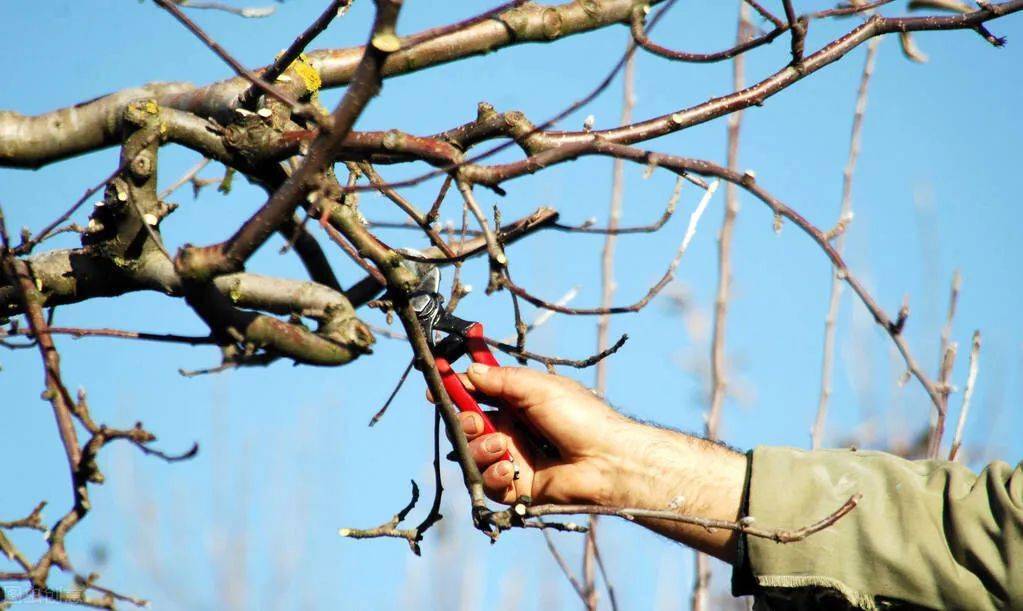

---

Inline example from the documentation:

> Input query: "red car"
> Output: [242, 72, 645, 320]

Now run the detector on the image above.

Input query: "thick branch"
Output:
[175, 0, 404, 279]
[0, 249, 374, 363]
[0, 0, 662, 169]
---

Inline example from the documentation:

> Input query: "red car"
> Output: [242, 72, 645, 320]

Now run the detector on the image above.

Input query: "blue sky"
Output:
[2, 1, 1021, 609]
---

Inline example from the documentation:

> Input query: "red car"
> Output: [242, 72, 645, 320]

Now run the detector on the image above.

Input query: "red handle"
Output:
[464, 322, 500, 367]
[435, 352, 513, 464]
[434, 322, 556, 473]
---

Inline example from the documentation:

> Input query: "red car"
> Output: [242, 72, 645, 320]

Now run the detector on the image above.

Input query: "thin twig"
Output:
[499, 287, 579, 343]
[812, 37, 881, 450]
[1, 215, 81, 476]
[948, 330, 981, 461]
[1, 326, 215, 345]
[369, 358, 414, 426]
[159, 157, 213, 199]
[367, 324, 629, 370]
[931, 339, 959, 458]
[504, 265, 528, 363]
[426, 175, 454, 224]
[485, 334, 629, 370]
[385, 207, 561, 265]
[591, 531, 619, 611]
[359, 162, 456, 257]
[486, 493, 863, 543]
[553, 177, 681, 234]
[631, 0, 785, 64]
[153, 0, 305, 110]
[0, 502, 47, 532]
[812, 0, 897, 18]
[176, 1, 276, 18]
[239, 0, 354, 106]
[502, 181, 719, 316]
[542, 528, 587, 601]
[595, 37, 636, 392]
[446, 199, 472, 312]
[414, 406, 445, 544]
[928, 270, 963, 457]
[939, 270, 963, 376]
[456, 179, 506, 293]
[782, 0, 807, 65]
[708, 1, 751, 447]
[697, 6, 751, 608]
[318, 202, 388, 286]
[0, 209, 166, 608]
[741, 0, 782, 24]
[338, 481, 423, 552]
[585, 34, 636, 611]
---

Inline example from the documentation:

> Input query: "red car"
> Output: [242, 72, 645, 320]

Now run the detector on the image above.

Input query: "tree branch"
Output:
[174, 0, 404, 280]
[0, 0, 664, 169]
[238, 0, 354, 107]
[812, 37, 881, 450]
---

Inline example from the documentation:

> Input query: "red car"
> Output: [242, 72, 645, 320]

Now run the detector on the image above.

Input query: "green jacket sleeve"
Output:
[732, 446, 1023, 610]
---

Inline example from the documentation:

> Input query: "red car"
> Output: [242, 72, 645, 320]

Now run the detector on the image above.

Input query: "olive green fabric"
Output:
[734, 447, 1023, 610]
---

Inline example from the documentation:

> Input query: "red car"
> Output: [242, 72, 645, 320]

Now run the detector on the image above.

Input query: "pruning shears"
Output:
[402, 250, 556, 480]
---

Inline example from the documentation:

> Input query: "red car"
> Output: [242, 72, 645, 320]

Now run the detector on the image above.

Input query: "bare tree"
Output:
[1, 0, 1018, 607]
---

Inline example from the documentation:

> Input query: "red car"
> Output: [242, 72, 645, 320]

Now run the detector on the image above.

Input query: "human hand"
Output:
[446, 364, 640, 506]
[437, 364, 747, 561]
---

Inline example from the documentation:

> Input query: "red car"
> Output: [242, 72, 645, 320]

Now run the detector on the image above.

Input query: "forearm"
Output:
[600, 423, 747, 561]
[449, 365, 748, 560]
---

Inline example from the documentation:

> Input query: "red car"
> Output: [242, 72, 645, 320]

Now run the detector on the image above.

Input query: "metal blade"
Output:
[396, 248, 443, 337]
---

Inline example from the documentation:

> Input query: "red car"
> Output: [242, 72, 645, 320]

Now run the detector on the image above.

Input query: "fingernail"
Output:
[484, 436, 504, 454]
[468, 363, 491, 376]
[461, 413, 481, 435]
[496, 462, 513, 478]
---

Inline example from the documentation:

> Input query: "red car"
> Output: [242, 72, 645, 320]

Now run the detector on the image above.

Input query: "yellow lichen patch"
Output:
[229, 281, 242, 304]
[144, 100, 159, 115]
[287, 54, 322, 95]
